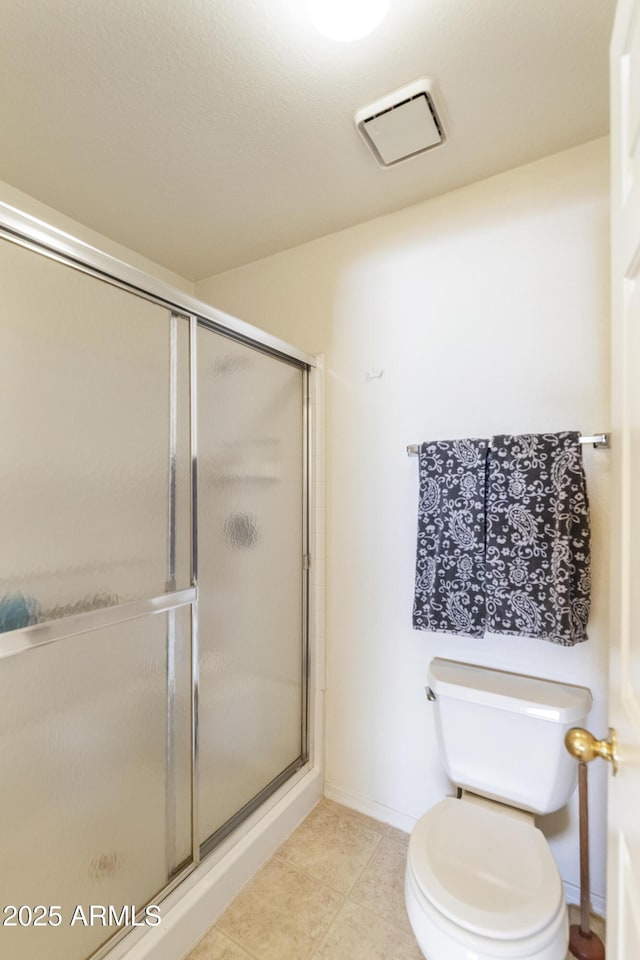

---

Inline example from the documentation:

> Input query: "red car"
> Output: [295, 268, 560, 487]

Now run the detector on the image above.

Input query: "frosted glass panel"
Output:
[0, 239, 190, 629]
[0, 608, 192, 960]
[197, 328, 305, 843]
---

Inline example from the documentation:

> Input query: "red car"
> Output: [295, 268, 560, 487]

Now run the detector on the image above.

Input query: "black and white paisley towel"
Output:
[485, 432, 591, 646]
[413, 439, 488, 637]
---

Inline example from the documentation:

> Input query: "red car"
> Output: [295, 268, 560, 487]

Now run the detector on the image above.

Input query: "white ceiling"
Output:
[0, 0, 614, 281]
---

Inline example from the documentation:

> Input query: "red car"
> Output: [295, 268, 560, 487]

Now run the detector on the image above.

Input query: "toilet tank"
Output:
[428, 658, 593, 815]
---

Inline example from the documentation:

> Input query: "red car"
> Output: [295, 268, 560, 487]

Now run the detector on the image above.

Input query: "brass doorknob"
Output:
[565, 727, 619, 776]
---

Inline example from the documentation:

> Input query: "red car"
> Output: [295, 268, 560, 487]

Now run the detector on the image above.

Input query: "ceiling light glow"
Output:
[307, 0, 391, 42]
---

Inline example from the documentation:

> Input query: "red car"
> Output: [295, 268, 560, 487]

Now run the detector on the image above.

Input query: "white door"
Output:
[609, 0, 640, 954]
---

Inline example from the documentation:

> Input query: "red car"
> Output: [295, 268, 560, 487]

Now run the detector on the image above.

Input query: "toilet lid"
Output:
[408, 798, 564, 940]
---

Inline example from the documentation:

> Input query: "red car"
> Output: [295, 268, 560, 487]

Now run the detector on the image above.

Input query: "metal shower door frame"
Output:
[0, 202, 314, 960]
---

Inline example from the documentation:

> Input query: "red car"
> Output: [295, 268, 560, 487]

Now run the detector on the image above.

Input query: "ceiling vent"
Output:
[355, 78, 445, 167]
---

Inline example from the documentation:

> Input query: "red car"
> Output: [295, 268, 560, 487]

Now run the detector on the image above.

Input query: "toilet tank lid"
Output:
[428, 658, 592, 723]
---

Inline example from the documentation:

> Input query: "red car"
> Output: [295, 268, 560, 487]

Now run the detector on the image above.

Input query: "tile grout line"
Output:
[347, 831, 410, 890]
[304, 882, 348, 960]
[307, 895, 352, 960]
[211, 925, 264, 960]
[271, 842, 383, 902]
[317, 804, 412, 907]
[345, 836, 420, 940]
[315, 896, 422, 957]
[342, 830, 385, 898]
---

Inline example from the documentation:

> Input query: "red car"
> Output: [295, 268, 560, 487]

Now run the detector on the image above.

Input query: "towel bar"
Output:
[406, 433, 610, 456]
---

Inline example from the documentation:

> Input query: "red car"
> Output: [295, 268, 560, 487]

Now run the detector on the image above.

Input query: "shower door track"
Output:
[199, 756, 306, 860]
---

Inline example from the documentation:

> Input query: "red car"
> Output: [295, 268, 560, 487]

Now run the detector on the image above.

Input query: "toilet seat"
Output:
[408, 797, 564, 941]
[405, 859, 568, 960]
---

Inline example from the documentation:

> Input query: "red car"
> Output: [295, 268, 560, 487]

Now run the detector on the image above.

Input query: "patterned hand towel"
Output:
[485, 432, 590, 646]
[413, 439, 488, 637]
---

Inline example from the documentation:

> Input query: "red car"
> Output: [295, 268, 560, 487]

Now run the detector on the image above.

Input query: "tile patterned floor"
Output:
[185, 798, 605, 960]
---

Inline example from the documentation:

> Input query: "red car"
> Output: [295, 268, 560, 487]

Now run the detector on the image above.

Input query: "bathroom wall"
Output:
[196, 137, 611, 910]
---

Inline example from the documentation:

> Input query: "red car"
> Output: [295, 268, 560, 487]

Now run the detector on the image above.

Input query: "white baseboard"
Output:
[563, 880, 606, 919]
[323, 781, 418, 834]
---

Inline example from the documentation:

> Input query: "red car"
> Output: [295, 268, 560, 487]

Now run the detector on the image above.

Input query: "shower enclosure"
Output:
[0, 207, 312, 960]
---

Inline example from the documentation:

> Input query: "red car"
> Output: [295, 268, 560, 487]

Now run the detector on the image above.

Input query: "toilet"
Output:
[405, 658, 592, 960]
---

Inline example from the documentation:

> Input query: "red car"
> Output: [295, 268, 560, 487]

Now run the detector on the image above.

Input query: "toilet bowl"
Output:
[405, 795, 568, 960]
[405, 659, 592, 960]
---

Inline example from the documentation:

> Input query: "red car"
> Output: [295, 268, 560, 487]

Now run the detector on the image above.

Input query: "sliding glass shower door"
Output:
[0, 239, 194, 960]
[196, 325, 307, 851]
[0, 225, 309, 960]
